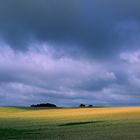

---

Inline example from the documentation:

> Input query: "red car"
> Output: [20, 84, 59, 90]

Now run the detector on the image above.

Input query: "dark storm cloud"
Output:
[0, 1, 140, 106]
[0, 0, 140, 57]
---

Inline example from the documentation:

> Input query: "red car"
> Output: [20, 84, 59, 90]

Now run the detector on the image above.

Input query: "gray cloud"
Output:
[0, 42, 116, 106]
[0, 42, 139, 106]
[0, 0, 140, 58]
[0, 1, 140, 106]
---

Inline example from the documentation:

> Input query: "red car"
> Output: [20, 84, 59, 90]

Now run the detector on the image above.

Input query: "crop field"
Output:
[0, 106, 140, 140]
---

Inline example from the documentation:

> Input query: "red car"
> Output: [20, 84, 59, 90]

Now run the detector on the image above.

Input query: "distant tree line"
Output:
[31, 103, 57, 108]
[30, 103, 93, 108]
[80, 104, 93, 107]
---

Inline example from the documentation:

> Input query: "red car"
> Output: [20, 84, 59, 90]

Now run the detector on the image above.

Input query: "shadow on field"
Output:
[59, 120, 104, 126]
[0, 128, 34, 139]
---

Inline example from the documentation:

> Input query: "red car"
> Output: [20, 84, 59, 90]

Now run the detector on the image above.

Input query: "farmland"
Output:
[0, 106, 140, 140]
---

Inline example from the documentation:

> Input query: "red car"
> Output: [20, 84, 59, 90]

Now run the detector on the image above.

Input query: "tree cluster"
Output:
[79, 104, 93, 107]
[31, 103, 57, 108]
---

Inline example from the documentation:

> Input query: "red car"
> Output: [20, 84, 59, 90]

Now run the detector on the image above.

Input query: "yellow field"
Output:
[0, 106, 140, 120]
[0, 106, 140, 140]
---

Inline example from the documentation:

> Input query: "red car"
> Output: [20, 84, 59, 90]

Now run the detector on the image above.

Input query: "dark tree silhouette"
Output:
[88, 105, 93, 107]
[31, 103, 57, 107]
[80, 104, 86, 107]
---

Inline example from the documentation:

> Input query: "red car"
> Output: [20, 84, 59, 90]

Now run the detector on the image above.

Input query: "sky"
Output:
[0, 0, 140, 107]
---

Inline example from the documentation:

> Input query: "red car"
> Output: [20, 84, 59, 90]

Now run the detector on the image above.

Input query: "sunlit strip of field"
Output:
[0, 106, 140, 126]
[0, 106, 140, 119]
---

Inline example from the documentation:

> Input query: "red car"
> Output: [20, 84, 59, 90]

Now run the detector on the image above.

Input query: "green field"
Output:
[0, 106, 140, 140]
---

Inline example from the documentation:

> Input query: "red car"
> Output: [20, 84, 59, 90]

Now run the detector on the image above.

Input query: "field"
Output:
[0, 106, 140, 140]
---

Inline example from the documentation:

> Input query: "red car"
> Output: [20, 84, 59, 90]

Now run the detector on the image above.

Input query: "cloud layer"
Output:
[0, 42, 139, 106]
[0, 1, 140, 106]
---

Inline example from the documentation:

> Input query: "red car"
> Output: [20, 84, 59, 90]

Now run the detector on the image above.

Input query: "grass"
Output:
[0, 106, 140, 140]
